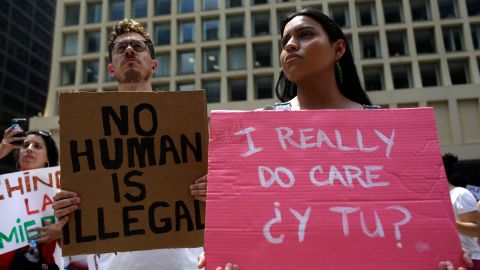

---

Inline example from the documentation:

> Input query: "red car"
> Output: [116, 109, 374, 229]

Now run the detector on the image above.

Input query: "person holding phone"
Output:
[0, 127, 64, 270]
[0, 119, 27, 159]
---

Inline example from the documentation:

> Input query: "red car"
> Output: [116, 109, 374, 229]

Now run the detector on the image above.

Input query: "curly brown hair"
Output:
[108, 18, 155, 62]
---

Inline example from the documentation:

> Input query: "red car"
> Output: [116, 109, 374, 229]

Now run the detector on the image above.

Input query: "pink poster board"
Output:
[205, 108, 463, 270]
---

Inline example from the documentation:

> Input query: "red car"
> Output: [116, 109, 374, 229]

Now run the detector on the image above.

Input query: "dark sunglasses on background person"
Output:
[27, 130, 52, 137]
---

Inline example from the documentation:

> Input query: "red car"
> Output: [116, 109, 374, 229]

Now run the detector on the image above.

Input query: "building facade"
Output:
[37, 0, 480, 178]
[0, 0, 56, 173]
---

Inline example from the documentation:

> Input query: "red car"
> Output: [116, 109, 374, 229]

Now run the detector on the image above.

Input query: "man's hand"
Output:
[190, 175, 207, 202]
[53, 190, 81, 219]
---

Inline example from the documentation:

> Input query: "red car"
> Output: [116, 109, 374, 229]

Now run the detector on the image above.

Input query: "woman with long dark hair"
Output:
[0, 128, 63, 270]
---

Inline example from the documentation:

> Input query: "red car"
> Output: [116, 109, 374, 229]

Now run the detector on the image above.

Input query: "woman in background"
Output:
[0, 127, 65, 270]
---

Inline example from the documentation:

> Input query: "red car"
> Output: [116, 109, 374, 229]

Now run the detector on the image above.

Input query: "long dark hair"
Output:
[25, 130, 59, 166]
[276, 8, 371, 105]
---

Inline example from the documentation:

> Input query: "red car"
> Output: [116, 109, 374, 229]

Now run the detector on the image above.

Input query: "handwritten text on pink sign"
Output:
[205, 109, 462, 270]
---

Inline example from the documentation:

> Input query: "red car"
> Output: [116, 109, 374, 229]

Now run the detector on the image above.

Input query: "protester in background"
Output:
[443, 153, 480, 270]
[52, 18, 229, 270]
[0, 127, 64, 270]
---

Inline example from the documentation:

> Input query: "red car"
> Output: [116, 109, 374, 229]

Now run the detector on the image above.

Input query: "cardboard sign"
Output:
[59, 91, 207, 256]
[205, 108, 463, 270]
[0, 167, 60, 255]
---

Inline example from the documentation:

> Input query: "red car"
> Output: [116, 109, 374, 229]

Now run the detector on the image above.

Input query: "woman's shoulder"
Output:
[363, 104, 381, 109]
[262, 102, 292, 111]
[262, 103, 381, 110]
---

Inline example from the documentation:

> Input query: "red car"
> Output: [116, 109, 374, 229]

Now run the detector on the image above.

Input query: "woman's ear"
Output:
[335, 39, 346, 60]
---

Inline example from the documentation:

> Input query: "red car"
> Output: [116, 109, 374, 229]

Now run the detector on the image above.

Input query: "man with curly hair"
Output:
[53, 19, 209, 270]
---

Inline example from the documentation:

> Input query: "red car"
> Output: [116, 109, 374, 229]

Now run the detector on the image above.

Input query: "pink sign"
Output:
[205, 108, 463, 270]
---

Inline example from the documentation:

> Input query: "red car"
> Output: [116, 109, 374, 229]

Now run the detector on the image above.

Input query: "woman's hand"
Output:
[28, 218, 68, 244]
[197, 252, 239, 270]
[438, 248, 472, 270]
[0, 127, 24, 159]
[190, 175, 207, 202]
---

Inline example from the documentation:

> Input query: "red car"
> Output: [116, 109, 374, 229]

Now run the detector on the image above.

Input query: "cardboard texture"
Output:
[0, 167, 60, 255]
[205, 108, 463, 270]
[59, 91, 207, 256]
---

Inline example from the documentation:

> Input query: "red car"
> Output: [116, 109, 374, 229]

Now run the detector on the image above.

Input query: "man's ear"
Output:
[107, 63, 115, 77]
[335, 39, 346, 61]
[151, 59, 158, 73]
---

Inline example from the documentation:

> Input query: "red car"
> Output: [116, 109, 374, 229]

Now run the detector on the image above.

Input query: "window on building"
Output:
[154, 23, 170, 45]
[132, 0, 147, 18]
[228, 15, 244, 38]
[253, 43, 272, 68]
[228, 0, 243, 7]
[252, 0, 268, 5]
[471, 25, 480, 49]
[178, 51, 195, 74]
[438, 0, 458, 18]
[360, 34, 380, 58]
[415, 29, 436, 53]
[63, 33, 78, 56]
[203, 0, 218, 10]
[87, 2, 102, 23]
[83, 60, 99, 83]
[179, 0, 194, 13]
[383, 0, 403, 23]
[363, 67, 384, 91]
[178, 82, 195, 91]
[203, 80, 221, 103]
[277, 10, 290, 33]
[85, 31, 100, 53]
[61, 62, 76, 86]
[467, 0, 480, 16]
[155, 53, 170, 77]
[478, 57, 480, 76]
[356, 2, 377, 26]
[178, 21, 195, 43]
[155, 0, 171, 15]
[255, 75, 273, 99]
[419, 62, 441, 87]
[152, 83, 172, 92]
[104, 58, 116, 82]
[228, 46, 246, 70]
[203, 18, 219, 41]
[443, 26, 464, 52]
[252, 13, 270, 36]
[387, 31, 408, 56]
[391, 64, 412, 89]
[410, 0, 431, 21]
[229, 78, 247, 101]
[330, 4, 350, 28]
[110, 0, 124, 21]
[203, 48, 220, 72]
[153, 83, 169, 91]
[65, 4, 80, 26]
[448, 59, 470, 84]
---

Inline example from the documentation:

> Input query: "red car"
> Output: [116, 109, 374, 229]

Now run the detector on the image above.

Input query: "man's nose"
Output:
[124, 44, 136, 55]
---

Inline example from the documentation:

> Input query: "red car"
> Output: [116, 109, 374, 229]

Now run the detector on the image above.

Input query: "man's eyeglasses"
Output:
[111, 40, 150, 55]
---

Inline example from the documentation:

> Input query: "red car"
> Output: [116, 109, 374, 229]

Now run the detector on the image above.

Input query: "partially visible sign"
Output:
[205, 108, 463, 269]
[59, 91, 208, 256]
[0, 166, 60, 255]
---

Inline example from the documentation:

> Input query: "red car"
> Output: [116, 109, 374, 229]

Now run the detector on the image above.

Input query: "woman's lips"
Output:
[284, 54, 302, 64]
